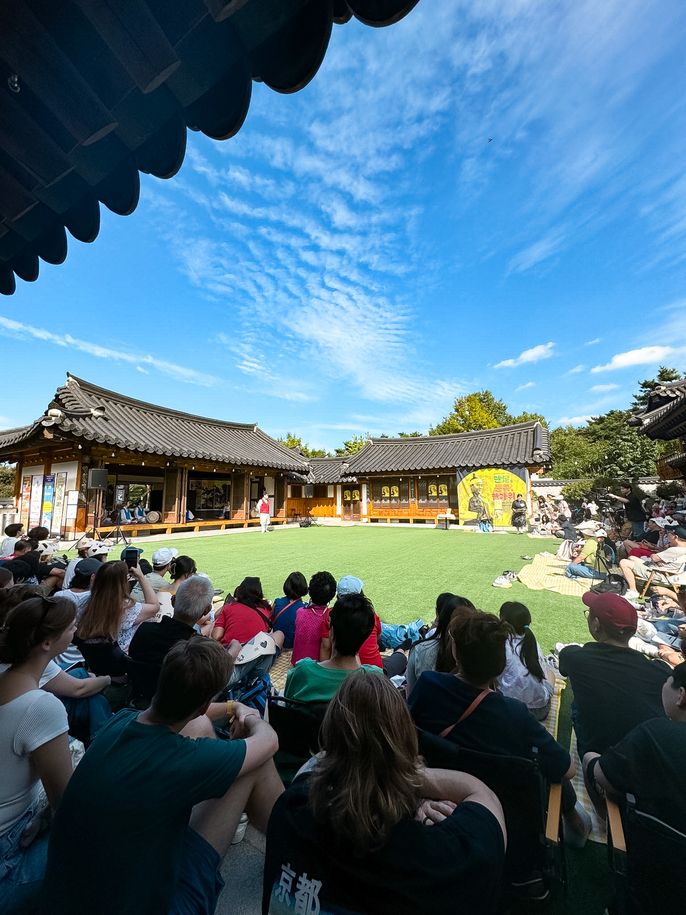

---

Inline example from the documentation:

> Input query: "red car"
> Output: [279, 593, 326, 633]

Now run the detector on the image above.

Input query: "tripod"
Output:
[70, 511, 129, 552]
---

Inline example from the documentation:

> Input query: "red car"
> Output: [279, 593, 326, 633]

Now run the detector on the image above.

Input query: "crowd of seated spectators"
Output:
[0, 518, 683, 914]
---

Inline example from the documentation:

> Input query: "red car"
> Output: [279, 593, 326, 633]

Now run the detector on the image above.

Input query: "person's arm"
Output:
[211, 606, 227, 642]
[129, 567, 159, 620]
[31, 732, 73, 810]
[418, 766, 506, 846]
[43, 669, 111, 699]
[230, 702, 279, 774]
[319, 636, 332, 661]
[608, 493, 628, 504]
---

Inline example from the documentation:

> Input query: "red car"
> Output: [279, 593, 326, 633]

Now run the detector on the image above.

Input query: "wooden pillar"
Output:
[243, 472, 251, 519]
[179, 467, 188, 522]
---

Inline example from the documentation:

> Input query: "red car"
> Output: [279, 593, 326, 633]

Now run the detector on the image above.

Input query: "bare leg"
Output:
[189, 758, 284, 858]
[619, 559, 637, 591]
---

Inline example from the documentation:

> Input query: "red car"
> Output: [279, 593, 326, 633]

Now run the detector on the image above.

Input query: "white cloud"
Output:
[590, 345, 680, 373]
[495, 342, 555, 369]
[590, 383, 619, 392]
[0, 316, 219, 387]
[557, 415, 593, 425]
[508, 231, 566, 273]
[585, 338, 602, 346]
[515, 381, 536, 391]
[567, 364, 586, 375]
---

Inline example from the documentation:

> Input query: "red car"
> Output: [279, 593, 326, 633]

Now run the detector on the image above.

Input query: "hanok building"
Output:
[632, 380, 686, 480]
[0, 375, 308, 537]
[290, 422, 550, 525]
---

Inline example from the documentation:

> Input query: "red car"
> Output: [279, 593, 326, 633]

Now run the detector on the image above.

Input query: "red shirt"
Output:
[215, 600, 270, 645]
[259, 499, 270, 514]
[321, 610, 383, 669]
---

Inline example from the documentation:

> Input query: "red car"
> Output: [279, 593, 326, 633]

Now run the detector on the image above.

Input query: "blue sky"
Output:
[2, 0, 686, 450]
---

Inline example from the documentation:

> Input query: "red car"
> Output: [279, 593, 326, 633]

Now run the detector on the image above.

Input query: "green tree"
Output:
[632, 366, 684, 411]
[585, 410, 661, 483]
[397, 431, 423, 437]
[335, 434, 370, 456]
[510, 411, 548, 427]
[549, 426, 604, 479]
[561, 479, 594, 503]
[0, 464, 16, 499]
[276, 433, 328, 458]
[430, 391, 512, 435]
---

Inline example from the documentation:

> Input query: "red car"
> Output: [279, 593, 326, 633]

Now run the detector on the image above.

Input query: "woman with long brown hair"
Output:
[264, 672, 505, 915]
[77, 561, 158, 653]
[406, 592, 475, 692]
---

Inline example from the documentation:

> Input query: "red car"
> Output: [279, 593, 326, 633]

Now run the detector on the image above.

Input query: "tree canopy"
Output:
[276, 433, 329, 458]
[631, 366, 684, 411]
[0, 464, 15, 500]
[430, 391, 548, 435]
[334, 433, 370, 456]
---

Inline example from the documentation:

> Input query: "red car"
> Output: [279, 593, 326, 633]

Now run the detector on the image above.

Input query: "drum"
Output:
[145, 510, 161, 523]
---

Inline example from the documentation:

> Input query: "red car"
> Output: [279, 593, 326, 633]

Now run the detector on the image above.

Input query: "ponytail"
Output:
[0, 596, 75, 665]
[499, 601, 544, 681]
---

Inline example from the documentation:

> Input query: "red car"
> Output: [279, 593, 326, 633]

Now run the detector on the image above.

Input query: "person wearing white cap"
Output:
[565, 528, 608, 581]
[62, 538, 97, 589]
[131, 547, 177, 602]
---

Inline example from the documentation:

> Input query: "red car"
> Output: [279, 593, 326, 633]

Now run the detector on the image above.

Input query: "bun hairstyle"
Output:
[449, 611, 510, 684]
[170, 555, 197, 582]
[499, 601, 545, 681]
[0, 596, 75, 665]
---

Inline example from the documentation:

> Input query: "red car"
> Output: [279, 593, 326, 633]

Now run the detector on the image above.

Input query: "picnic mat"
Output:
[270, 649, 292, 692]
[517, 552, 592, 598]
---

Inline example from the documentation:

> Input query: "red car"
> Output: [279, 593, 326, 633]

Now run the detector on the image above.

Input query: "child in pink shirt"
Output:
[291, 571, 336, 665]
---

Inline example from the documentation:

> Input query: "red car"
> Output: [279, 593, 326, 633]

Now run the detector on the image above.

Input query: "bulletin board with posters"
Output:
[457, 468, 529, 528]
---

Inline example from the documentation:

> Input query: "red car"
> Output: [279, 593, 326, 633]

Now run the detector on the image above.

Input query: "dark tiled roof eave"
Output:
[0, 375, 308, 471]
[345, 422, 550, 474]
[0, 0, 419, 295]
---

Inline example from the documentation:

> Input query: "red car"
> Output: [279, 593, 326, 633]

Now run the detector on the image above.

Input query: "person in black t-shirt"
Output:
[608, 483, 647, 539]
[583, 661, 686, 830]
[264, 672, 506, 915]
[129, 575, 215, 702]
[559, 592, 671, 760]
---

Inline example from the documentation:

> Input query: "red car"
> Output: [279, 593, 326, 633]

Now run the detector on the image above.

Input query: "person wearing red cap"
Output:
[558, 592, 671, 759]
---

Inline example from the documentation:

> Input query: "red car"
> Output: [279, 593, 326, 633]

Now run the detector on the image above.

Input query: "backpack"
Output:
[221, 673, 272, 718]
[590, 573, 628, 596]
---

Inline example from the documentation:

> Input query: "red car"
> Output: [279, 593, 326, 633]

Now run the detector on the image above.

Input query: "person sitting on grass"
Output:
[558, 592, 671, 762]
[130, 546, 177, 601]
[616, 517, 666, 561]
[409, 611, 591, 849]
[160, 554, 197, 597]
[264, 672, 506, 915]
[271, 571, 308, 650]
[583, 661, 686, 831]
[212, 576, 279, 648]
[320, 576, 408, 678]
[41, 637, 284, 915]
[565, 526, 608, 580]
[291, 571, 337, 665]
[618, 525, 686, 599]
[498, 601, 555, 720]
[284, 593, 383, 703]
[406, 593, 475, 693]
[0, 522, 24, 558]
[0, 597, 75, 912]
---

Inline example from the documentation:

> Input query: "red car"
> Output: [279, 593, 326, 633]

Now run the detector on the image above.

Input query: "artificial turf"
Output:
[112, 525, 590, 653]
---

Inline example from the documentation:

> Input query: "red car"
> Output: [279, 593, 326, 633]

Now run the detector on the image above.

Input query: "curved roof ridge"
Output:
[367, 420, 542, 444]
[64, 375, 257, 430]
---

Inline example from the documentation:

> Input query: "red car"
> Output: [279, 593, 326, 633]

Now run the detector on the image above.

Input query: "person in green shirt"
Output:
[565, 528, 608, 580]
[41, 637, 283, 915]
[285, 593, 384, 703]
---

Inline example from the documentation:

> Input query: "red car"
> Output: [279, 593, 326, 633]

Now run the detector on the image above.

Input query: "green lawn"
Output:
[116, 526, 589, 653]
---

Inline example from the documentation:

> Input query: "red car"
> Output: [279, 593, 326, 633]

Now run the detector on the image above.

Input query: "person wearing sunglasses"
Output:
[0, 596, 76, 911]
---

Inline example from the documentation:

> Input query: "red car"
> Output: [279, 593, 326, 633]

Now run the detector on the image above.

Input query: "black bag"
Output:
[590, 573, 628, 596]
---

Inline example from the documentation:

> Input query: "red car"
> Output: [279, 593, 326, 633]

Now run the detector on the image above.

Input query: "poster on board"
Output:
[28, 475, 44, 529]
[40, 475, 55, 530]
[19, 476, 31, 529]
[65, 490, 79, 522]
[457, 468, 529, 528]
[51, 473, 68, 536]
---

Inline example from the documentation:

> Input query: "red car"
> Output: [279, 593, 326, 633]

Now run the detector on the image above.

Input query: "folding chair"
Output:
[606, 795, 686, 914]
[639, 563, 686, 600]
[267, 695, 328, 785]
[417, 728, 565, 909]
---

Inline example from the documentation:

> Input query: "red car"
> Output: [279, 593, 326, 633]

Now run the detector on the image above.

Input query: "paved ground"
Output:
[216, 826, 265, 915]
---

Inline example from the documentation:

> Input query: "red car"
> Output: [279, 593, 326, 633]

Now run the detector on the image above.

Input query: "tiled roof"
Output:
[344, 422, 549, 474]
[0, 0, 419, 295]
[0, 375, 308, 471]
[633, 381, 686, 440]
[309, 457, 351, 484]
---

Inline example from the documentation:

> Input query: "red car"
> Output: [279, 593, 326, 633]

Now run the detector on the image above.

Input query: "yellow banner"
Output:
[458, 469, 527, 528]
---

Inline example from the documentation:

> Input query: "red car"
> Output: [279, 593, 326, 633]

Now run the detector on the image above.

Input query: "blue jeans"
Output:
[565, 563, 607, 580]
[0, 807, 49, 914]
[631, 521, 646, 539]
[59, 668, 112, 743]
[479, 521, 492, 533]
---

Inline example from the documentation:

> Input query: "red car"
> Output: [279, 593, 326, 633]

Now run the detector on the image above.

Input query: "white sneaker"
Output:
[624, 589, 639, 599]
[231, 812, 249, 845]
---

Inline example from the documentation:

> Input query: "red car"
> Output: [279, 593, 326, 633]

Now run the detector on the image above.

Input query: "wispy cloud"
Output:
[508, 231, 566, 274]
[590, 383, 619, 392]
[567, 364, 586, 375]
[591, 345, 682, 373]
[515, 381, 536, 391]
[495, 342, 555, 369]
[585, 338, 602, 346]
[0, 316, 219, 387]
[557, 415, 593, 425]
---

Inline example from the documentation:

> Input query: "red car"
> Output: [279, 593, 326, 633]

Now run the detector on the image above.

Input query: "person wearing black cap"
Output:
[559, 592, 671, 759]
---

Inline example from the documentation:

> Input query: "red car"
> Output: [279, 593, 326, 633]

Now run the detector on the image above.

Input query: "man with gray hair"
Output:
[129, 574, 216, 674]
